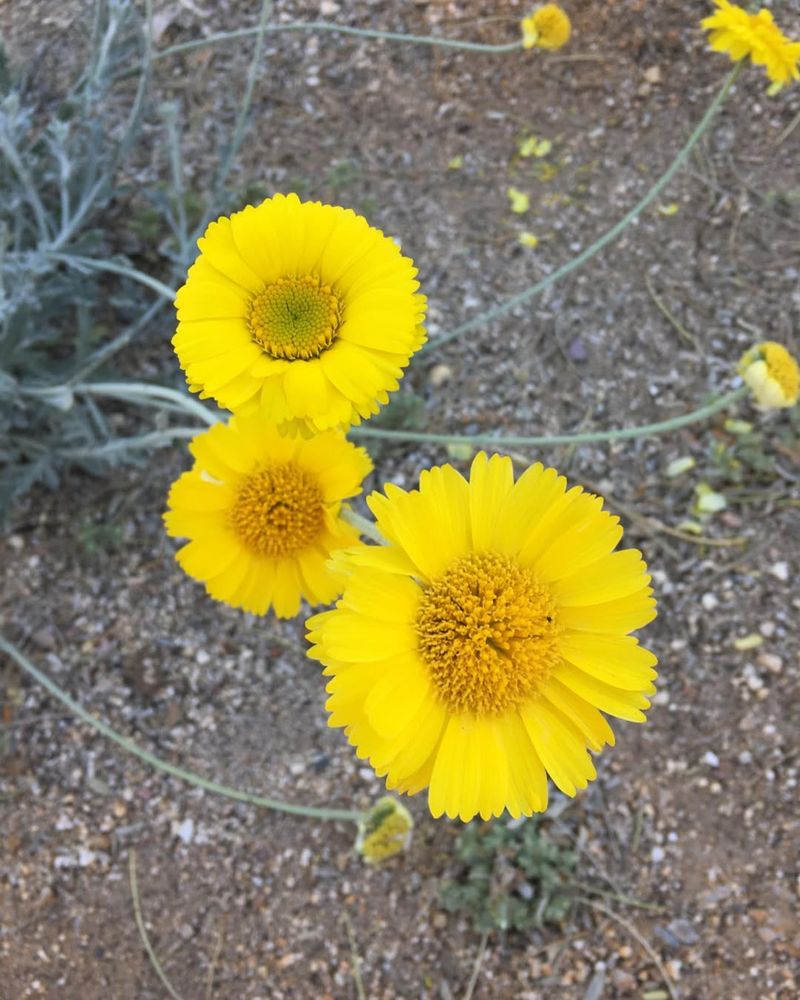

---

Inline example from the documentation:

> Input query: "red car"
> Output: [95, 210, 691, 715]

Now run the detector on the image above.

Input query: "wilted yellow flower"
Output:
[164, 415, 372, 617]
[521, 4, 572, 52]
[308, 453, 657, 822]
[702, 2, 800, 89]
[173, 193, 427, 436]
[355, 797, 413, 863]
[738, 341, 799, 409]
[507, 187, 530, 214]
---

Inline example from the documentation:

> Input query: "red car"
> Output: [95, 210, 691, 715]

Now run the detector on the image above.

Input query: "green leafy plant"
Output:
[440, 817, 577, 932]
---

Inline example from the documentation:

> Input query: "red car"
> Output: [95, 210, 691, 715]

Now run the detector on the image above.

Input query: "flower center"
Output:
[229, 462, 324, 556]
[416, 552, 562, 716]
[248, 275, 342, 360]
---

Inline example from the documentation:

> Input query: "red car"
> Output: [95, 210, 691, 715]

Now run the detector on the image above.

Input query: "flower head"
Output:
[521, 4, 572, 52]
[738, 341, 799, 409]
[173, 193, 427, 435]
[165, 416, 372, 618]
[307, 454, 657, 822]
[355, 797, 413, 863]
[702, 2, 800, 88]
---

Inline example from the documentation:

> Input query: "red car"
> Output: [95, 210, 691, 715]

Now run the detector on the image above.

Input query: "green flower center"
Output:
[248, 275, 342, 361]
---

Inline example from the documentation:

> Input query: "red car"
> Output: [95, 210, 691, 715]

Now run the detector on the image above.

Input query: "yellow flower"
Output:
[164, 416, 372, 618]
[702, 1, 800, 88]
[355, 797, 413, 863]
[738, 341, 799, 409]
[518, 231, 539, 249]
[521, 4, 572, 52]
[307, 454, 657, 822]
[173, 193, 427, 435]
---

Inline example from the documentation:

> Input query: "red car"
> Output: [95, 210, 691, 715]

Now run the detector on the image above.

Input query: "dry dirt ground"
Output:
[1, 1, 799, 998]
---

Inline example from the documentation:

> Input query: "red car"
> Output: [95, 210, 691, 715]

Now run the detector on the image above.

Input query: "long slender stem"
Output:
[211, 0, 272, 209]
[59, 427, 198, 460]
[341, 507, 385, 545]
[350, 387, 748, 450]
[423, 66, 741, 354]
[72, 381, 218, 425]
[47, 252, 177, 301]
[0, 634, 361, 823]
[153, 21, 522, 64]
[129, 851, 185, 1000]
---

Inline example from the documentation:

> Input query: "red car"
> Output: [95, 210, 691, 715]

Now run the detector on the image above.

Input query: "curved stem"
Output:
[350, 387, 748, 450]
[47, 252, 177, 302]
[59, 427, 198, 461]
[211, 0, 272, 208]
[20, 381, 218, 427]
[341, 507, 385, 545]
[153, 21, 522, 63]
[423, 66, 741, 354]
[72, 381, 218, 425]
[0, 634, 360, 823]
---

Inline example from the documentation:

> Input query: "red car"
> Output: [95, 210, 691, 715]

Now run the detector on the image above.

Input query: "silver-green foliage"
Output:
[0, 0, 158, 516]
[440, 817, 577, 933]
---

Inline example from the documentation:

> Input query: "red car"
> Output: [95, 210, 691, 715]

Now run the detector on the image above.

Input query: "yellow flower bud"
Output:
[738, 341, 799, 410]
[355, 797, 413, 864]
[521, 4, 572, 52]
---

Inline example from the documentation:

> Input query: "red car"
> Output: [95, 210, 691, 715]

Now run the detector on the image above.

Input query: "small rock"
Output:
[175, 818, 194, 844]
[610, 969, 636, 993]
[429, 363, 453, 387]
[702, 751, 720, 768]
[769, 561, 789, 582]
[756, 652, 782, 674]
[644, 66, 662, 84]
[651, 846, 666, 863]
[701, 593, 718, 611]
[32, 628, 56, 651]
[667, 919, 699, 946]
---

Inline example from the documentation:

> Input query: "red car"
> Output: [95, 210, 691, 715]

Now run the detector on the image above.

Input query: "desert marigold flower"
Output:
[521, 4, 572, 52]
[164, 415, 372, 618]
[173, 193, 427, 435]
[307, 453, 657, 822]
[738, 341, 799, 409]
[702, 1, 800, 89]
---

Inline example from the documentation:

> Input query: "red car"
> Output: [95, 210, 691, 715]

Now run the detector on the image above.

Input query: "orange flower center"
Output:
[229, 462, 323, 556]
[248, 275, 342, 360]
[416, 552, 562, 716]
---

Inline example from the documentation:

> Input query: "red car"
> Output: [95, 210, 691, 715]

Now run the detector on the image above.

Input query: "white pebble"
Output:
[702, 751, 720, 768]
[769, 561, 789, 582]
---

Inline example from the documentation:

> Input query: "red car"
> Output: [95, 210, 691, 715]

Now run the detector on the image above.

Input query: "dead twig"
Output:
[644, 272, 699, 349]
[341, 912, 367, 1000]
[463, 929, 490, 1000]
[583, 899, 680, 1000]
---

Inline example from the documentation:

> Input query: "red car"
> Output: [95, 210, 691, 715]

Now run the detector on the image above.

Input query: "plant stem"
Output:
[341, 507, 385, 545]
[350, 386, 749, 450]
[153, 21, 522, 64]
[210, 0, 272, 211]
[47, 252, 177, 301]
[423, 66, 741, 354]
[72, 381, 218, 425]
[0, 634, 361, 823]
[129, 850, 185, 1000]
[59, 427, 198, 461]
